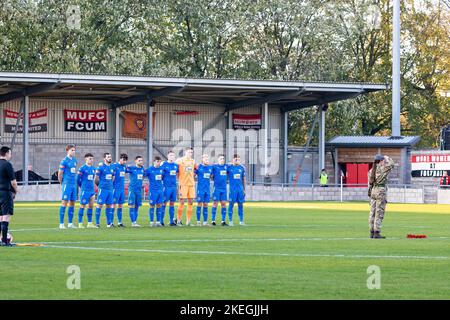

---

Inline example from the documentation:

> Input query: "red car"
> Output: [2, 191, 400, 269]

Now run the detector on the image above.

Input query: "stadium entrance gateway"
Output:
[0, 71, 388, 186]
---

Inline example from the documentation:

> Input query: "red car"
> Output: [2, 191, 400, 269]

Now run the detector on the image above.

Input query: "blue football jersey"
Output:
[161, 161, 179, 188]
[127, 165, 146, 192]
[145, 166, 164, 191]
[212, 164, 228, 190]
[227, 164, 246, 192]
[78, 164, 96, 191]
[95, 162, 115, 190]
[113, 162, 126, 189]
[59, 156, 77, 185]
[195, 164, 213, 192]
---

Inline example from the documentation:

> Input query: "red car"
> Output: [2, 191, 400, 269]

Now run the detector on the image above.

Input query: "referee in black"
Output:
[0, 146, 18, 246]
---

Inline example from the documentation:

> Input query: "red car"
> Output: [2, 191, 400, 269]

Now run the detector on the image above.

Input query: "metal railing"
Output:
[15, 179, 444, 204]
[246, 181, 440, 203]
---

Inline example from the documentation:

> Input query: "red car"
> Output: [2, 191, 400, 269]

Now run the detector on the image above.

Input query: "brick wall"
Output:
[14, 184, 427, 203]
[335, 147, 403, 184]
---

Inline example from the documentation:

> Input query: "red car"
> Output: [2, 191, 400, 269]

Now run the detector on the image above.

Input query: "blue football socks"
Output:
[78, 207, 84, 224]
[59, 206, 66, 224]
[68, 206, 74, 224]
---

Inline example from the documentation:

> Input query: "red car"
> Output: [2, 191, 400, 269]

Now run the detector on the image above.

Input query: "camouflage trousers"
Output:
[369, 187, 387, 232]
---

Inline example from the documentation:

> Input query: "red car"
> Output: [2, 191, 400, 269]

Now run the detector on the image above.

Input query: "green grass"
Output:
[1, 201, 449, 299]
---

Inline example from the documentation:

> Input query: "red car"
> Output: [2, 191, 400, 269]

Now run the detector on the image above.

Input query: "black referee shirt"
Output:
[0, 159, 15, 192]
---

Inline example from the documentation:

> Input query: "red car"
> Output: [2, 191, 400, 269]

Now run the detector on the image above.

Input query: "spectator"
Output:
[320, 169, 328, 187]
[440, 171, 450, 188]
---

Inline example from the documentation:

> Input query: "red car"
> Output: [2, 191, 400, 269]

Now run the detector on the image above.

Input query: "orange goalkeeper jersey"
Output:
[176, 157, 195, 186]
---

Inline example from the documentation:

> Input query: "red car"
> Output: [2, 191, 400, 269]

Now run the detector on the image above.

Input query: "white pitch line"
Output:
[9, 225, 446, 232]
[40, 237, 381, 245]
[42, 245, 449, 260]
[10, 227, 60, 232]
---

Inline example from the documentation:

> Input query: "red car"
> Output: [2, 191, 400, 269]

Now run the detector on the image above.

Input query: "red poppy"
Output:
[407, 234, 427, 239]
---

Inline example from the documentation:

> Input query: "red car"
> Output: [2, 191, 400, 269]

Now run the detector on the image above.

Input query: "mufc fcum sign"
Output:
[64, 109, 107, 132]
[4, 108, 48, 133]
[411, 154, 450, 177]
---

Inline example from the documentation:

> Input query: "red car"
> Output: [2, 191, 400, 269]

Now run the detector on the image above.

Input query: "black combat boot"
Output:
[373, 231, 386, 239]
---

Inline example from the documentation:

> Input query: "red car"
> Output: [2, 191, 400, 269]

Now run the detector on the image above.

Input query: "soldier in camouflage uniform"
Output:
[367, 154, 395, 239]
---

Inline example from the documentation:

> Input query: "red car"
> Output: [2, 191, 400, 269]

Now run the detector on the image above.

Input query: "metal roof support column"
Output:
[114, 108, 120, 161]
[282, 110, 288, 183]
[263, 102, 269, 177]
[146, 97, 154, 166]
[318, 104, 326, 181]
[334, 148, 339, 185]
[226, 110, 233, 161]
[22, 96, 29, 185]
[392, 0, 401, 136]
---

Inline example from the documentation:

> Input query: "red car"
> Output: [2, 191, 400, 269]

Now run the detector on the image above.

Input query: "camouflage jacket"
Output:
[368, 157, 395, 188]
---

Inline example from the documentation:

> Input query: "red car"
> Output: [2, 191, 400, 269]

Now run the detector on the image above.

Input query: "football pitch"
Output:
[1, 201, 449, 300]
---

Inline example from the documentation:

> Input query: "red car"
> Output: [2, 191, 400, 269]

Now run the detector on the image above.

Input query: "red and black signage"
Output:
[174, 110, 199, 116]
[4, 108, 48, 133]
[232, 114, 262, 130]
[411, 154, 450, 177]
[64, 109, 107, 132]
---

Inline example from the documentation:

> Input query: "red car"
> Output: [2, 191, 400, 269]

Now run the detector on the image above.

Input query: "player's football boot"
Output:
[78, 223, 85, 229]
[59, 224, 66, 229]
[118, 223, 125, 228]
[131, 223, 141, 227]
[197, 221, 202, 226]
[67, 223, 77, 229]
[370, 230, 374, 238]
[228, 221, 234, 226]
[1, 242, 16, 247]
[239, 222, 246, 226]
[221, 221, 228, 226]
[211, 221, 216, 226]
[177, 220, 183, 226]
[203, 221, 209, 226]
[373, 231, 386, 239]
[87, 223, 97, 228]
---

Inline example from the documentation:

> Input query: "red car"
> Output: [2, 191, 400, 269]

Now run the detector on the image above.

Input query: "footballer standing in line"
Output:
[227, 154, 247, 226]
[94, 153, 115, 228]
[146, 156, 165, 227]
[194, 154, 213, 226]
[211, 154, 228, 226]
[77, 153, 97, 228]
[112, 153, 128, 227]
[58, 144, 77, 229]
[127, 156, 146, 227]
[160, 151, 179, 226]
[175, 147, 196, 226]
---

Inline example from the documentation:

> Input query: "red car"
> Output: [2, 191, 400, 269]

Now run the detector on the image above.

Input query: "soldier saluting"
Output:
[368, 154, 395, 239]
